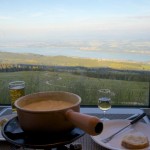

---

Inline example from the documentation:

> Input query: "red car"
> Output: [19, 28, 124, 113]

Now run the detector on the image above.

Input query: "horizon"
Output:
[0, 0, 150, 62]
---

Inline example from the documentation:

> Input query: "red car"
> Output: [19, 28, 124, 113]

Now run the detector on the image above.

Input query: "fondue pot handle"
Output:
[65, 109, 103, 136]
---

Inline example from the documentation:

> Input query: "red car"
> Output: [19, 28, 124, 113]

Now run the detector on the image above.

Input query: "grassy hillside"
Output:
[0, 52, 150, 71]
[0, 52, 149, 107]
[0, 71, 149, 106]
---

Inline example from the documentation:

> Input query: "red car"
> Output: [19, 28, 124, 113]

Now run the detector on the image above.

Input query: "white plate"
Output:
[91, 119, 150, 150]
[0, 114, 16, 141]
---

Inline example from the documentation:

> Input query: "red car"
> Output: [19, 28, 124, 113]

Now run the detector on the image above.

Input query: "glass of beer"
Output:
[9, 81, 25, 112]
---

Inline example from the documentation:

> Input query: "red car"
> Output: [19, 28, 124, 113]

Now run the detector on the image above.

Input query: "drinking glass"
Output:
[98, 89, 114, 121]
[9, 81, 25, 112]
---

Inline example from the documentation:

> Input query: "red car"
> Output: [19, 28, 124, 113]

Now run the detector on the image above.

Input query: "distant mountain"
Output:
[0, 52, 150, 71]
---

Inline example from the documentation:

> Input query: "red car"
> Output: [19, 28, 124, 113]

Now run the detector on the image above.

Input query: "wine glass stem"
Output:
[103, 110, 106, 118]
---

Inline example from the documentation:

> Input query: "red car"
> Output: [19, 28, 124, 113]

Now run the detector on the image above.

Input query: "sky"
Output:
[0, 0, 150, 41]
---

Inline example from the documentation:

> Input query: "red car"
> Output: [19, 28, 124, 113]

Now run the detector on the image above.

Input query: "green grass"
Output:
[0, 71, 149, 106]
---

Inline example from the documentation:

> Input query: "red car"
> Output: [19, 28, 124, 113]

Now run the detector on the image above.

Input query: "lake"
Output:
[0, 47, 150, 63]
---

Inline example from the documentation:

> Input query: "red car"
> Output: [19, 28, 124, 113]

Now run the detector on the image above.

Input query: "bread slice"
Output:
[121, 133, 149, 149]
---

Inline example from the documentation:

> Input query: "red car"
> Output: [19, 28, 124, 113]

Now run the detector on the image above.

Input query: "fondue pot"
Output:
[14, 91, 103, 136]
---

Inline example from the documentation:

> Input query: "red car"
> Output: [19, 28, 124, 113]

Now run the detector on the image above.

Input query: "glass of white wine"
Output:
[98, 89, 113, 121]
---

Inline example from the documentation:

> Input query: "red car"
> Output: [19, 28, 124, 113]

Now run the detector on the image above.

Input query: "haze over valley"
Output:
[0, 39, 150, 63]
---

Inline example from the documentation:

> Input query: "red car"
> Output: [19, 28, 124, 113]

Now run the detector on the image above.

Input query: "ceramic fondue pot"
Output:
[15, 91, 103, 136]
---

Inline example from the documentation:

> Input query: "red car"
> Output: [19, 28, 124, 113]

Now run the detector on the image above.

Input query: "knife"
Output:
[130, 112, 146, 124]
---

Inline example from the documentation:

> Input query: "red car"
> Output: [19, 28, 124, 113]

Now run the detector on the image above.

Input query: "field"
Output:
[1, 52, 150, 71]
[0, 71, 149, 107]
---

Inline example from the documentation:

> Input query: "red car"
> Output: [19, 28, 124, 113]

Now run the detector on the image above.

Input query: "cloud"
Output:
[0, 16, 12, 20]
[129, 15, 150, 20]
[31, 12, 44, 17]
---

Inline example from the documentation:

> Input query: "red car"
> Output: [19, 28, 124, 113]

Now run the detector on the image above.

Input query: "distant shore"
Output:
[0, 51, 150, 71]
